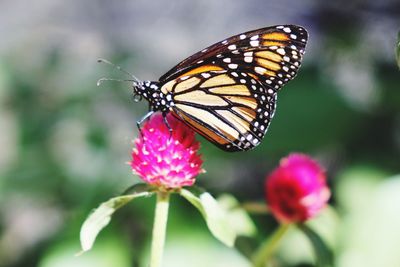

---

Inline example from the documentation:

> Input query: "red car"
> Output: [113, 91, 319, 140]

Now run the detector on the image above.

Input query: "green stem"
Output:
[149, 191, 170, 267]
[252, 224, 290, 267]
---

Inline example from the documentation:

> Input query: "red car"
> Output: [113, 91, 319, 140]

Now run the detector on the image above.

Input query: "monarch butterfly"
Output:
[99, 25, 308, 152]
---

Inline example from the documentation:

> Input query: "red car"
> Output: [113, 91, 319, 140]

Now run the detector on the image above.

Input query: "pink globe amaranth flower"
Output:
[130, 113, 204, 189]
[265, 153, 331, 223]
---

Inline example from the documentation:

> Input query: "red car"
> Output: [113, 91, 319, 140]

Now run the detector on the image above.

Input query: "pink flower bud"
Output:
[265, 153, 330, 223]
[130, 113, 204, 189]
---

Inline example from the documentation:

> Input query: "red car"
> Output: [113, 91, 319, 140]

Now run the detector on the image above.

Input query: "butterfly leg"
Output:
[162, 112, 173, 139]
[136, 110, 154, 134]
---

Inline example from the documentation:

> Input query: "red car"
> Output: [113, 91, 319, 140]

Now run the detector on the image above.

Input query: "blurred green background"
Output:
[1, 1, 400, 267]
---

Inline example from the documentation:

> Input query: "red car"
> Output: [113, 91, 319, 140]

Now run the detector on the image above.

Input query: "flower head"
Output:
[265, 153, 330, 223]
[130, 113, 203, 189]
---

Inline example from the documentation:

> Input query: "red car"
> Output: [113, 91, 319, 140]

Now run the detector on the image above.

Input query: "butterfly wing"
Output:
[159, 25, 308, 151]
[161, 70, 275, 151]
[160, 25, 307, 85]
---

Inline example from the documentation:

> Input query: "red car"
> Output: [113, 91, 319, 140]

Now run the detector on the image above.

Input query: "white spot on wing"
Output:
[250, 35, 259, 40]
[250, 40, 259, 47]
[244, 56, 253, 63]
[228, 64, 238, 69]
[277, 48, 286, 55]
[283, 27, 291, 33]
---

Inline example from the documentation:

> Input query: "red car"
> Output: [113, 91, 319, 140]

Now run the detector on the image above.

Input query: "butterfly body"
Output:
[134, 81, 172, 113]
[131, 25, 308, 152]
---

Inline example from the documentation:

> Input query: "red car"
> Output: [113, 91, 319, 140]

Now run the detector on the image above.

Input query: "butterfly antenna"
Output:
[97, 58, 141, 82]
[96, 77, 136, 86]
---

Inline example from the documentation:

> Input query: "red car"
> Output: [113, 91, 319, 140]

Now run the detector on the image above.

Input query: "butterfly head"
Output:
[133, 81, 172, 112]
[96, 58, 173, 112]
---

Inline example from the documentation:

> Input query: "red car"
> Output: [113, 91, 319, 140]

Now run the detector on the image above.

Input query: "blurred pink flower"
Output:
[130, 113, 203, 189]
[265, 153, 330, 223]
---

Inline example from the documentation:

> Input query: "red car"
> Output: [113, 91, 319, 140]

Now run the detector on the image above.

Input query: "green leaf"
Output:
[217, 194, 257, 237]
[79, 184, 153, 253]
[397, 31, 400, 69]
[180, 188, 236, 247]
[122, 183, 154, 195]
[299, 224, 334, 267]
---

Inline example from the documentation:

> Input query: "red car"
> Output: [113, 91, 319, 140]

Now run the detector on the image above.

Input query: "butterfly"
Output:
[99, 25, 308, 152]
